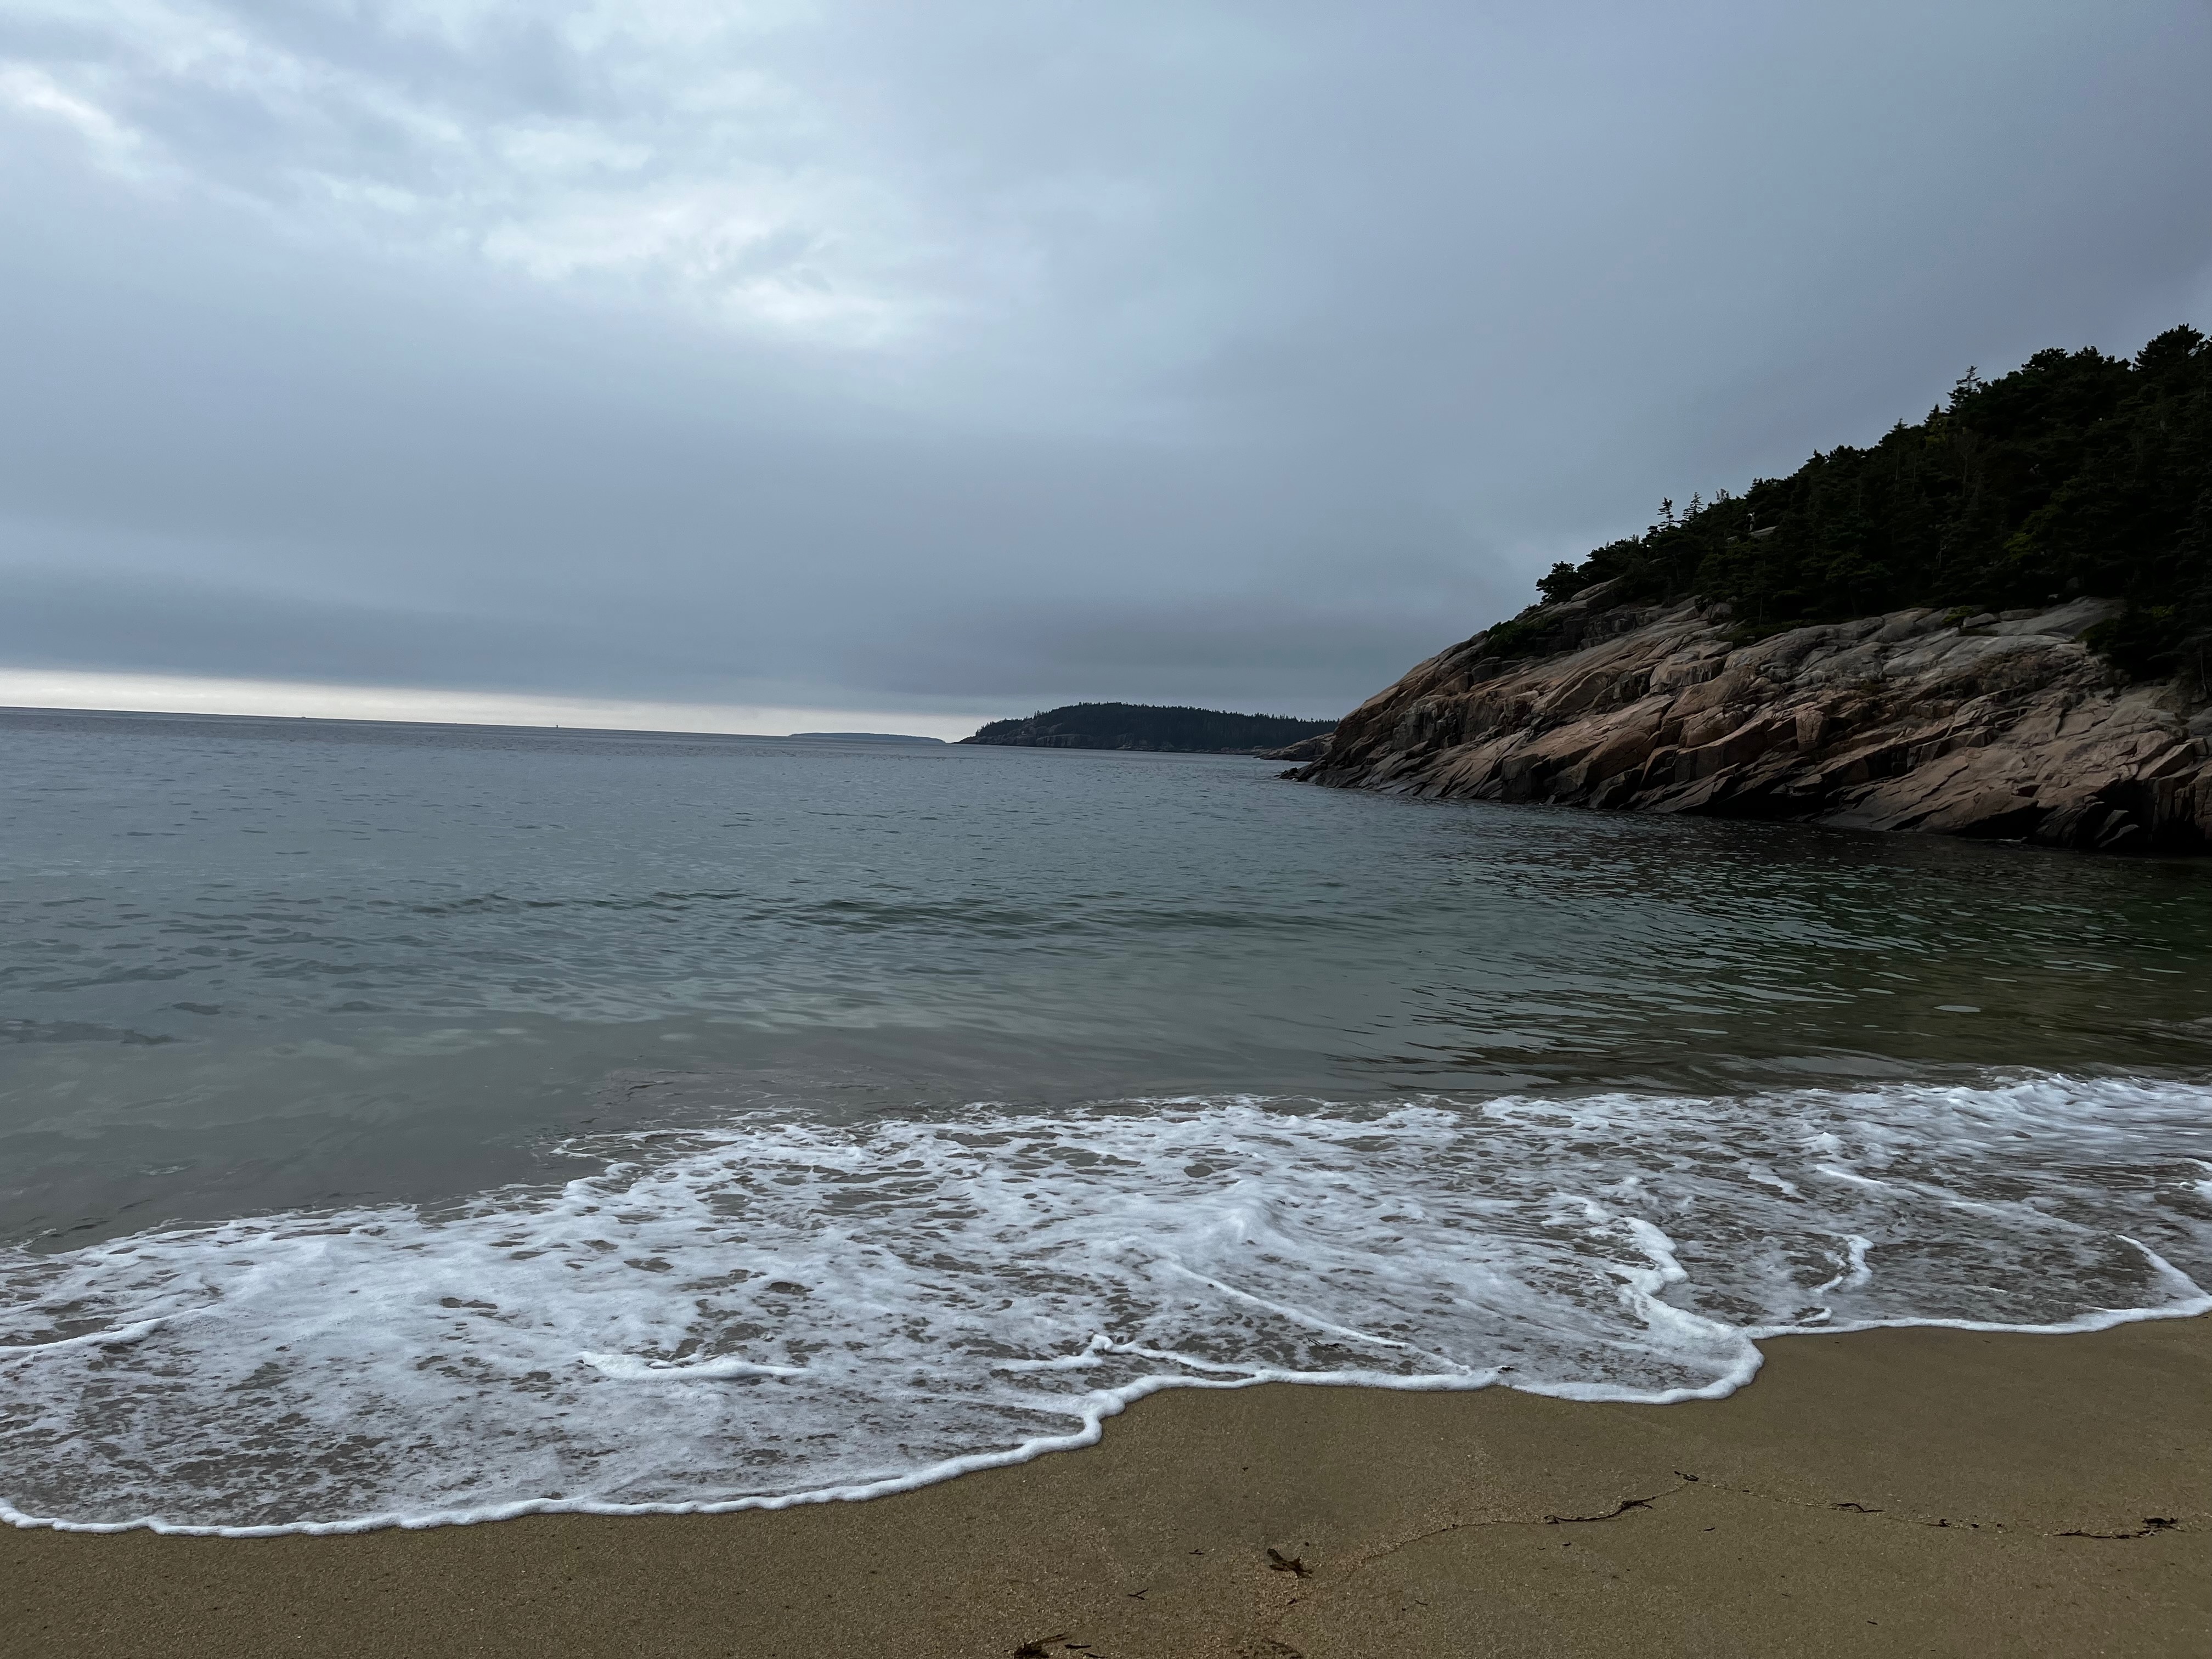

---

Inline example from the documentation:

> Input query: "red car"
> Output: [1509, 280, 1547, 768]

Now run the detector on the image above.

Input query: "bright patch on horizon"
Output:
[0, 668, 986, 742]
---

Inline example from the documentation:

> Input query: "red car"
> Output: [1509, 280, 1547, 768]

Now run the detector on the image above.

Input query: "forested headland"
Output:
[962, 703, 1336, 753]
[1525, 325, 2209, 685]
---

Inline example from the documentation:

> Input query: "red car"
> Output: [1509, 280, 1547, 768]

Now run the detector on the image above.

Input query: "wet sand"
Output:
[4, 1316, 2207, 1658]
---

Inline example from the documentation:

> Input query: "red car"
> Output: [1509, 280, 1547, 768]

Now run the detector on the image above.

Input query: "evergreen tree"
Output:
[1525, 326, 2210, 686]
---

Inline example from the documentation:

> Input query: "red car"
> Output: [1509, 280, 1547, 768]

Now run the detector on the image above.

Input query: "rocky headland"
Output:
[1289, 326, 2210, 854]
[1288, 585, 2211, 854]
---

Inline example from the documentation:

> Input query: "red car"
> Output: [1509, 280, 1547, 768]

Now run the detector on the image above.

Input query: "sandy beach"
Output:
[4, 1314, 2205, 1658]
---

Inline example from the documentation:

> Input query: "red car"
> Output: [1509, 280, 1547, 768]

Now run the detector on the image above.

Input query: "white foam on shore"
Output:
[3, 1076, 2209, 1535]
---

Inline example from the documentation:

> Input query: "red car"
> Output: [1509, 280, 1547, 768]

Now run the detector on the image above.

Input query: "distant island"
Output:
[787, 732, 948, 744]
[961, 702, 1338, 754]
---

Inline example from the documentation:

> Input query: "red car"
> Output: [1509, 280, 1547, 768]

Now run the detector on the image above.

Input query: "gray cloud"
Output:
[2, 1, 2208, 724]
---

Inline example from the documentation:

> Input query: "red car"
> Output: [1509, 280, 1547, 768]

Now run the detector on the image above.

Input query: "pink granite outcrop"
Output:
[1290, 585, 2212, 854]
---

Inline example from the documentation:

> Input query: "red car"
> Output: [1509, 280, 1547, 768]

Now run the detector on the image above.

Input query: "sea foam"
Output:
[3, 1076, 2208, 1534]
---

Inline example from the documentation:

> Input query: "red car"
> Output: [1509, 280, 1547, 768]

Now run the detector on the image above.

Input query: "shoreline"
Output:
[10, 1298, 2208, 1541]
[4, 1317, 2205, 1657]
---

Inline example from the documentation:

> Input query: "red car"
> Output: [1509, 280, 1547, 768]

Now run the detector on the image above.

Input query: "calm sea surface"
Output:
[3, 709, 2210, 1532]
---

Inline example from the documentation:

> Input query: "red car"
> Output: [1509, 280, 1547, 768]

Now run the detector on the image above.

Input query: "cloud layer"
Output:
[4, 1, 2208, 726]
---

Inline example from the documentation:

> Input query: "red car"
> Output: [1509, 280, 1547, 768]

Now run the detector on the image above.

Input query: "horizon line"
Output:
[0, 669, 992, 743]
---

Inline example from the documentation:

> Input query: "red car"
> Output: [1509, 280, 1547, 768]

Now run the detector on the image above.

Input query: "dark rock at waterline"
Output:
[1288, 583, 2212, 855]
[1255, 732, 1334, 763]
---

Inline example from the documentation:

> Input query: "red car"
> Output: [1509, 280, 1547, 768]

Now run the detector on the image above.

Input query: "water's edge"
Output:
[7, 1077, 2208, 1537]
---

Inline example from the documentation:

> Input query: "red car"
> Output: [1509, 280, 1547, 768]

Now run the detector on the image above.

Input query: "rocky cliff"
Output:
[1289, 585, 2212, 854]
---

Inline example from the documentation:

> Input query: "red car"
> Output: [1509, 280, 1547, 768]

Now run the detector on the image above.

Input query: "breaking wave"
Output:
[4, 1075, 2208, 1534]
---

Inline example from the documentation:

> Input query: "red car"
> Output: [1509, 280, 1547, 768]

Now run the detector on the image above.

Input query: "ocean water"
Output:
[2, 708, 2209, 1534]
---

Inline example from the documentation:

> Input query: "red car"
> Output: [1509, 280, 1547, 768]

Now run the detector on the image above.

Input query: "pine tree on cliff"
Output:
[1529, 326, 2210, 688]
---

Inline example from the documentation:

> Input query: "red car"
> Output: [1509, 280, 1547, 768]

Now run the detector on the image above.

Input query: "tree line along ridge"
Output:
[1524, 325, 2210, 688]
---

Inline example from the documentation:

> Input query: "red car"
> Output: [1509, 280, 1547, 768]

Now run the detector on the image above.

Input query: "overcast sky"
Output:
[3, 1, 2208, 736]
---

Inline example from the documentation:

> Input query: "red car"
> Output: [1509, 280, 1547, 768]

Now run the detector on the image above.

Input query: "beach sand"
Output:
[4, 1316, 2206, 1658]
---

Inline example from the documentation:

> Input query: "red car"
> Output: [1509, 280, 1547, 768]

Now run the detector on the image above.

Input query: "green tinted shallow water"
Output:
[2, 707, 2209, 1245]
[4, 708, 2211, 1534]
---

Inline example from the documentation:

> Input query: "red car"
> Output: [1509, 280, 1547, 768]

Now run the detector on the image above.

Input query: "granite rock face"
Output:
[1290, 585, 2212, 855]
[1256, 733, 1334, 763]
